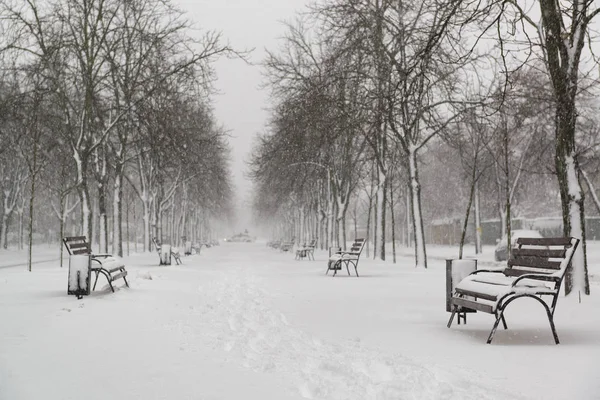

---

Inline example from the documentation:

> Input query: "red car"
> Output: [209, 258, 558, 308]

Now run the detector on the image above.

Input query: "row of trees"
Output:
[250, 0, 600, 295]
[0, 0, 235, 269]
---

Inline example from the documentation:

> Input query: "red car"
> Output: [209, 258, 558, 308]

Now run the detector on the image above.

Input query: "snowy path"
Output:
[1, 242, 599, 399]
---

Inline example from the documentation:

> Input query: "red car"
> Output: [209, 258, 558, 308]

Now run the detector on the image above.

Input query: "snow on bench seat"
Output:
[448, 237, 579, 344]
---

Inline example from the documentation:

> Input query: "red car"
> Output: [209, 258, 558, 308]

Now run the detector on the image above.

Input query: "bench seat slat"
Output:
[454, 288, 498, 302]
[451, 297, 494, 314]
[110, 271, 127, 282]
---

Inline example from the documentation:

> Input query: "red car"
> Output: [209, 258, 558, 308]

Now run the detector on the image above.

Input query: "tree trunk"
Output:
[113, 166, 123, 256]
[555, 102, 589, 295]
[142, 194, 151, 252]
[375, 169, 387, 260]
[365, 179, 375, 259]
[408, 149, 427, 268]
[390, 177, 396, 264]
[27, 149, 37, 270]
[98, 182, 108, 254]
[59, 196, 65, 268]
[459, 163, 478, 259]
[474, 181, 482, 254]
[1, 215, 8, 249]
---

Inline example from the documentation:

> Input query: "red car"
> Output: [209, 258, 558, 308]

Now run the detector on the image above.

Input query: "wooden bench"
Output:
[267, 239, 282, 249]
[280, 237, 295, 252]
[152, 237, 182, 265]
[63, 236, 129, 293]
[295, 238, 317, 260]
[447, 236, 579, 344]
[326, 238, 366, 277]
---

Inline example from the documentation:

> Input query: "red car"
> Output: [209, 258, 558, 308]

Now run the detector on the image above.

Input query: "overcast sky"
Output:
[172, 0, 309, 215]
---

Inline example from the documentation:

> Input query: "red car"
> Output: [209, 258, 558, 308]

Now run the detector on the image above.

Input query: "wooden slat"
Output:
[451, 297, 493, 314]
[111, 271, 127, 281]
[68, 242, 89, 250]
[503, 268, 551, 277]
[516, 237, 572, 246]
[71, 249, 90, 255]
[64, 236, 86, 242]
[512, 248, 566, 258]
[454, 288, 498, 302]
[508, 257, 562, 270]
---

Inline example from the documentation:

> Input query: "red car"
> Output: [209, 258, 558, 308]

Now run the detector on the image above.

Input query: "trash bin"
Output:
[446, 259, 477, 323]
[68, 254, 91, 299]
[160, 244, 172, 265]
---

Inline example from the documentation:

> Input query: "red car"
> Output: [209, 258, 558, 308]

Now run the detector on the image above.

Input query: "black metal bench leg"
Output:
[447, 307, 457, 328]
[92, 271, 101, 291]
[123, 275, 129, 288]
[501, 314, 508, 330]
[487, 310, 505, 344]
[345, 261, 351, 276]
[547, 313, 560, 344]
[539, 298, 560, 344]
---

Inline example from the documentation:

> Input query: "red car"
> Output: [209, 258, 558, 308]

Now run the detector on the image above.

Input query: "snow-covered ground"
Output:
[1, 241, 599, 400]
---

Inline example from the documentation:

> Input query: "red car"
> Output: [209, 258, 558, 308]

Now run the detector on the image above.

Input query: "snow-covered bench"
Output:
[268, 238, 283, 249]
[152, 237, 182, 265]
[296, 238, 317, 260]
[447, 237, 579, 344]
[326, 238, 366, 277]
[63, 236, 129, 293]
[280, 237, 295, 252]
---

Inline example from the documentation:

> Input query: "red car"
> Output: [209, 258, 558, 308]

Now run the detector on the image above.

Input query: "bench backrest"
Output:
[506, 237, 579, 281]
[63, 236, 92, 256]
[348, 238, 366, 256]
[152, 237, 161, 250]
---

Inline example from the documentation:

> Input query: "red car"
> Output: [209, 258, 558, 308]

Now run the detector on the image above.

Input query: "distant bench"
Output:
[152, 237, 182, 265]
[296, 238, 317, 260]
[63, 236, 129, 293]
[447, 236, 579, 344]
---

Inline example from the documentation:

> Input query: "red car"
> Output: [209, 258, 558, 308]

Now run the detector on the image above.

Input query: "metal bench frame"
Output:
[326, 238, 366, 277]
[447, 237, 579, 344]
[280, 237, 295, 252]
[296, 238, 317, 260]
[63, 236, 129, 293]
[152, 237, 182, 265]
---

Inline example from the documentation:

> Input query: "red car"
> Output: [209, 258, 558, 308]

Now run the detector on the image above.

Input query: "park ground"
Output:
[1, 241, 599, 400]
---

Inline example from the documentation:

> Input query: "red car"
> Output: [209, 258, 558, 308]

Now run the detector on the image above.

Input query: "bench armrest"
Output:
[336, 251, 359, 257]
[511, 274, 560, 287]
[92, 253, 113, 258]
[471, 269, 504, 275]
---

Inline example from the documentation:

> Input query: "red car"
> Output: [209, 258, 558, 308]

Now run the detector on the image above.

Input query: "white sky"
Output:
[172, 0, 309, 221]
